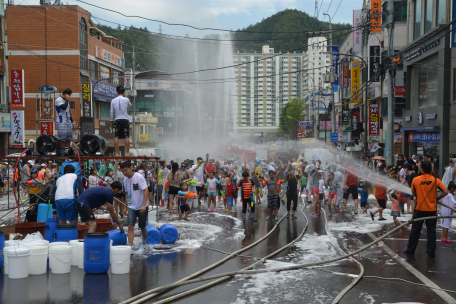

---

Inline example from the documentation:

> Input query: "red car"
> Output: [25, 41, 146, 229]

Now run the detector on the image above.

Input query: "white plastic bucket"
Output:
[48, 242, 69, 269]
[3, 247, 18, 275]
[110, 246, 131, 274]
[7, 248, 30, 279]
[78, 241, 84, 269]
[69, 240, 79, 267]
[50, 245, 72, 274]
[25, 240, 49, 247]
[5, 240, 20, 248]
[26, 246, 48, 275]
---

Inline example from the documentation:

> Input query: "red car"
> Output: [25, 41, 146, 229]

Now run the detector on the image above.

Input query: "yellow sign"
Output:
[301, 138, 315, 143]
[351, 61, 361, 104]
[270, 151, 276, 156]
[140, 134, 149, 142]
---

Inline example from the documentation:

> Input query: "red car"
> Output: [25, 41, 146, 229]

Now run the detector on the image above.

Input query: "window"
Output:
[437, 0, 446, 25]
[89, 60, 97, 80]
[410, 55, 438, 109]
[70, 102, 75, 110]
[100, 64, 110, 83]
[424, 0, 433, 33]
[79, 18, 88, 71]
[383, 2, 407, 22]
[414, 0, 422, 40]
[100, 102, 110, 119]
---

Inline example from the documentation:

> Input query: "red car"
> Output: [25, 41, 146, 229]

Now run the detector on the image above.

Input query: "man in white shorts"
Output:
[55, 88, 75, 148]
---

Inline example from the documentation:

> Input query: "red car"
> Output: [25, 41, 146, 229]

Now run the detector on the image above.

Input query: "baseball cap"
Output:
[415, 155, 423, 160]
[31, 170, 37, 173]
[27, 160, 33, 164]
[41, 163, 47, 167]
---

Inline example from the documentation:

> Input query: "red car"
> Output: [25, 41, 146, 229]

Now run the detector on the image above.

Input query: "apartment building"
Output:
[233, 45, 303, 136]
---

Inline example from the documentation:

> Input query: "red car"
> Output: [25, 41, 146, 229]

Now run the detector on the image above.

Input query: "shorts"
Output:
[267, 195, 279, 210]
[76, 203, 95, 222]
[343, 185, 358, 200]
[114, 119, 130, 139]
[311, 187, 319, 196]
[196, 186, 204, 193]
[127, 206, 148, 228]
[399, 200, 405, 207]
[57, 122, 73, 141]
[227, 197, 234, 207]
[404, 193, 413, 198]
[301, 186, 307, 193]
[360, 201, 367, 208]
[319, 193, 324, 200]
[169, 186, 179, 195]
[377, 199, 386, 209]
[328, 192, 338, 199]
[55, 199, 78, 222]
[208, 191, 217, 196]
[178, 204, 190, 214]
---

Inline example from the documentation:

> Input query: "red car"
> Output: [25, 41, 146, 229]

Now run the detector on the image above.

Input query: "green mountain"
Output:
[231, 9, 351, 53]
[96, 9, 351, 71]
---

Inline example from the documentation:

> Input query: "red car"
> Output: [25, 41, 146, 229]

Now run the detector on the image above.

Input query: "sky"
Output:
[17, 0, 364, 37]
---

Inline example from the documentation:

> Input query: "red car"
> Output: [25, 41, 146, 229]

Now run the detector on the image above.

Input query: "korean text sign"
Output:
[82, 83, 92, 118]
[11, 110, 24, 148]
[351, 61, 361, 104]
[371, 0, 382, 33]
[40, 121, 53, 136]
[353, 10, 362, 52]
[342, 61, 350, 88]
[11, 69, 24, 107]
[369, 104, 380, 136]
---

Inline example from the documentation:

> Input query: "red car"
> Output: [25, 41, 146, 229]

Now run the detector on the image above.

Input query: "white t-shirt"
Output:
[123, 173, 148, 210]
[399, 168, 406, 181]
[110, 96, 131, 121]
[193, 164, 206, 183]
[55, 97, 71, 123]
[55, 173, 79, 200]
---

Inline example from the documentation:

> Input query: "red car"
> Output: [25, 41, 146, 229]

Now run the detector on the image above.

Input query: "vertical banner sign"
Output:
[368, 104, 380, 136]
[342, 100, 350, 126]
[39, 95, 55, 120]
[351, 61, 361, 104]
[369, 46, 381, 83]
[11, 110, 24, 148]
[371, 0, 381, 32]
[11, 69, 24, 107]
[81, 83, 92, 118]
[351, 107, 361, 140]
[453, 0, 456, 47]
[332, 46, 339, 93]
[342, 61, 350, 88]
[124, 68, 132, 90]
[353, 10, 362, 52]
[40, 121, 54, 136]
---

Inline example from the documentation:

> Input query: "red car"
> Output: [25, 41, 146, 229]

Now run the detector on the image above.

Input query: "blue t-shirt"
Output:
[77, 187, 113, 208]
[358, 189, 368, 203]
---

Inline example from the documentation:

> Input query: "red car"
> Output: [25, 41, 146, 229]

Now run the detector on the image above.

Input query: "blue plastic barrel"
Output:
[0, 231, 4, 269]
[106, 229, 127, 246]
[84, 232, 110, 274]
[159, 224, 178, 244]
[54, 225, 78, 242]
[146, 225, 161, 245]
[45, 219, 59, 243]
[37, 204, 53, 222]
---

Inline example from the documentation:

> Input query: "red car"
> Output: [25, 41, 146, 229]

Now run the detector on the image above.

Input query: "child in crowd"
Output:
[205, 171, 220, 211]
[221, 171, 228, 211]
[318, 171, 325, 207]
[89, 168, 97, 189]
[237, 171, 257, 222]
[310, 167, 320, 218]
[441, 182, 456, 242]
[326, 172, 340, 216]
[176, 183, 190, 221]
[357, 184, 369, 214]
[397, 190, 405, 215]
[300, 173, 307, 196]
[225, 172, 236, 213]
[387, 190, 402, 227]
[370, 170, 387, 221]
[28, 170, 42, 208]
[103, 169, 114, 186]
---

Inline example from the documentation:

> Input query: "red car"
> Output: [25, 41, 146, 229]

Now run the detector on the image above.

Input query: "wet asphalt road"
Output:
[1, 199, 456, 304]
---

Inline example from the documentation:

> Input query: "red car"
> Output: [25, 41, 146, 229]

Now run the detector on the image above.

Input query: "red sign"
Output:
[394, 85, 406, 96]
[11, 69, 24, 107]
[40, 121, 53, 136]
[342, 61, 350, 88]
[408, 132, 414, 142]
[368, 104, 380, 136]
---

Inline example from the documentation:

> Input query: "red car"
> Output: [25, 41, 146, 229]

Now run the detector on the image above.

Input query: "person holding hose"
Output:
[404, 161, 449, 258]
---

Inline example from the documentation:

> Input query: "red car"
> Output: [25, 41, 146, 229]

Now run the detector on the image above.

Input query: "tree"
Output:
[278, 97, 307, 140]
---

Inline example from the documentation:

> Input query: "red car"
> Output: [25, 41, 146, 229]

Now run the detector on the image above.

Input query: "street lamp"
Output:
[321, 51, 369, 158]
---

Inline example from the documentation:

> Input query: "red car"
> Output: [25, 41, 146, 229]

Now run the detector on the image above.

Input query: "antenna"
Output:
[314, 0, 318, 18]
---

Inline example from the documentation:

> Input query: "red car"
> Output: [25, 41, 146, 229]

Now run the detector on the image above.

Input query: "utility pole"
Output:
[313, 63, 318, 139]
[387, 0, 395, 166]
[364, 15, 370, 158]
[324, 13, 336, 134]
[132, 45, 136, 150]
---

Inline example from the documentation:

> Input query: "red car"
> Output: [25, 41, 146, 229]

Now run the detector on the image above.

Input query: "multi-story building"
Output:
[233, 45, 303, 136]
[6, 4, 125, 153]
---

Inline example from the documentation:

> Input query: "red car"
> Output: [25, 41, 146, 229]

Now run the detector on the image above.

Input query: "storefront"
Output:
[401, 27, 451, 176]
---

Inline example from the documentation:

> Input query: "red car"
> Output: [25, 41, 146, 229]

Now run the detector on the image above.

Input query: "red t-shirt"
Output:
[226, 181, 236, 197]
[346, 172, 358, 186]
[375, 178, 386, 200]
[206, 164, 216, 173]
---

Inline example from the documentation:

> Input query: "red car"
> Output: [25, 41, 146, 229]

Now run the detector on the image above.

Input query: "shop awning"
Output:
[401, 126, 438, 131]
[93, 94, 112, 102]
